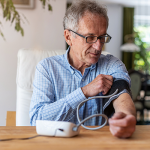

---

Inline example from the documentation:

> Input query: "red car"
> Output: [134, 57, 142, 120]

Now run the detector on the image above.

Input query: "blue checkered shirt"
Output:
[29, 48, 131, 126]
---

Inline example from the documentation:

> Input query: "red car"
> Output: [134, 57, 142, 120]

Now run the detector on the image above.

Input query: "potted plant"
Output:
[134, 26, 150, 74]
[0, 0, 52, 39]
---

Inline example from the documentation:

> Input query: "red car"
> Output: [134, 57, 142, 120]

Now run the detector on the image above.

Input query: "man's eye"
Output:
[87, 36, 96, 41]
[101, 37, 105, 41]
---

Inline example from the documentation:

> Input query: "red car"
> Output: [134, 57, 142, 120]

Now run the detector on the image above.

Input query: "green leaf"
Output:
[48, 4, 52, 11]
[0, 0, 53, 39]
[43, 0, 46, 8]
[0, 31, 5, 40]
[3, 9, 8, 18]
[6, 12, 11, 21]
[1, 0, 4, 9]
[15, 22, 19, 31]
[1, 32, 4, 37]
[11, 13, 16, 23]
[20, 28, 24, 36]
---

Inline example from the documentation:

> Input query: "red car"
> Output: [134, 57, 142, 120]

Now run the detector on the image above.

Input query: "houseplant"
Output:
[0, 0, 52, 39]
[134, 26, 150, 74]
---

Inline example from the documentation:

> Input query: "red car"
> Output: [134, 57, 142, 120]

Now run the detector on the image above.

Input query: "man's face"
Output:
[69, 13, 107, 67]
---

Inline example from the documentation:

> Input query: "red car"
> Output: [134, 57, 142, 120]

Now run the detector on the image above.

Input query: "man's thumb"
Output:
[111, 112, 126, 119]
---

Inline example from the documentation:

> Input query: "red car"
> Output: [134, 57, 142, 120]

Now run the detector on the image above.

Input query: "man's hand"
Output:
[81, 74, 113, 98]
[109, 112, 136, 138]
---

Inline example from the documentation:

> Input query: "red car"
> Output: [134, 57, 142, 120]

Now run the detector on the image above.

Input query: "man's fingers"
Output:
[104, 78, 113, 87]
[82, 74, 113, 97]
[102, 86, 110, 95]
[100, 74, 113, 84]
[111, 112, 126, 119]
[100, 75, 113, 95]
[101, 82, 111, 95]
[109, 125, 134, 138]
[109, 114, 136, 138]
[109, 114, 136, 127]
[109, 118, 129, 127]
[104, 75, 113, 82]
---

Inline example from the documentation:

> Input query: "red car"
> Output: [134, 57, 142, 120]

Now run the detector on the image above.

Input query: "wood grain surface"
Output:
[0, 125, 150, 150]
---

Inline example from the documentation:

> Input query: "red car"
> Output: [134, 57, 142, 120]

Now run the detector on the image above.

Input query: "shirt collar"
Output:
[64, 47, 75, 74]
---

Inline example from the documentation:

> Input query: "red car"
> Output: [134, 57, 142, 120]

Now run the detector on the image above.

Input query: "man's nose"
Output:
[92, 39, 102, 50]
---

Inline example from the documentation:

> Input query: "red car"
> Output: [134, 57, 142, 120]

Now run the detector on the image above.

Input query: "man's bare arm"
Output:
[109, 93, 136, 138]
[113, 93, 136, 117]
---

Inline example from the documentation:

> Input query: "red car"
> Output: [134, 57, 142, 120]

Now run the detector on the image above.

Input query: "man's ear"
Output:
[64, 30, 72, 46]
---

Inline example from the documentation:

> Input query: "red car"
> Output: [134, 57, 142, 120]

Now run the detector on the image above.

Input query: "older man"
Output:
[30, 0, 136, 138]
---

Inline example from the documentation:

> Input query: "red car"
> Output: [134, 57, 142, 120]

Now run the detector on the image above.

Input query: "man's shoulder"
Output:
[99, 53, 119, 63]
[97, 53, 125, 73]
[39, 54, 65, 66]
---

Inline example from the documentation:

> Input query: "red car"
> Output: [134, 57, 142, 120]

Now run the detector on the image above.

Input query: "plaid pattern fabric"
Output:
[29, 48, 131, 126]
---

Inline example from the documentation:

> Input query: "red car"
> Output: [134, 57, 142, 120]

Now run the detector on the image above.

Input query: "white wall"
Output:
[105, 4, 123, 59]
[0, 0, 66, 126]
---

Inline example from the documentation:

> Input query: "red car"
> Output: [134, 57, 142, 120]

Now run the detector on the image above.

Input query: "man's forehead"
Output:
[79, 13, 106, 25]
[82, 12, 102, 19]
[77, 13, 107, 34]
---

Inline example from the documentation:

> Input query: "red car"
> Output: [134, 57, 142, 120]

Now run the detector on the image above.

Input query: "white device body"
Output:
[36, 120, 80, 137]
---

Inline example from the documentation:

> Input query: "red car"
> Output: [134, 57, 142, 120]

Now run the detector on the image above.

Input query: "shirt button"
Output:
[82, 79, 84, 81]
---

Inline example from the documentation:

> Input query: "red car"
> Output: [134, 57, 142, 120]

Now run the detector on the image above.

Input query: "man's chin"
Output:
[87, 59, 99, 66]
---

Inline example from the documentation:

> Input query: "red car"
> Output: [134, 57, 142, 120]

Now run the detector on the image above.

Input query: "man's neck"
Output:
[68, 49, 90, 75]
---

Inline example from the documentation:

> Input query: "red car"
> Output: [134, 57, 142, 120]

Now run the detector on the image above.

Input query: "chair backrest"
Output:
[128, 70, 143, 101]
[16, 49, 66, 126]
[16, 49, 109, 126]
[6, 111, 16, 126]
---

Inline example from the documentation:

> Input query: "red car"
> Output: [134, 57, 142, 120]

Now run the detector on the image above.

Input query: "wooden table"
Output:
[0, 125, 150, 150]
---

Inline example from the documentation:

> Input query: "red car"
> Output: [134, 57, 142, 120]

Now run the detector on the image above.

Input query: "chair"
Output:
[128, 70, 144, 121]
[142, 74, 150, 123]
[16, 49, 66, 126]
[16, 48, 110, 126]
[142, 74, 150, 109]
[6, 111, 16, 126]
[128, 69, 150, 123]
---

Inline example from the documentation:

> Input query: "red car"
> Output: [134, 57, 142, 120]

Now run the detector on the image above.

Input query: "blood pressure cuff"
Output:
[103, 79, 132, 119]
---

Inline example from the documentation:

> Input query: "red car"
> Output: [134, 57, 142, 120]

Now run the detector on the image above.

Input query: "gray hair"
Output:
[63, 0, 109, 32]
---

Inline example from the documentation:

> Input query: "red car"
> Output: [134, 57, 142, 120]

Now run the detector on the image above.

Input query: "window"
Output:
[134, 4, 150, 73]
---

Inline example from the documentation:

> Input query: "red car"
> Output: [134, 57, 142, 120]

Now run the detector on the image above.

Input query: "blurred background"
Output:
[0, 0, 150, 126]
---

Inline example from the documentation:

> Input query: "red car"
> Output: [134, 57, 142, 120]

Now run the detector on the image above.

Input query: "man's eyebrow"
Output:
[86, 33, 95, 36]
[100, 33, 107, 36]
[86, 33, 107, 36]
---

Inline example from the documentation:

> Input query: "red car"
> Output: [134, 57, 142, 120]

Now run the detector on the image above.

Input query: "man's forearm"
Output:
[109, 93, 136, 138]
[113, 93, 136, 117]
[30, 88, 86, 126]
